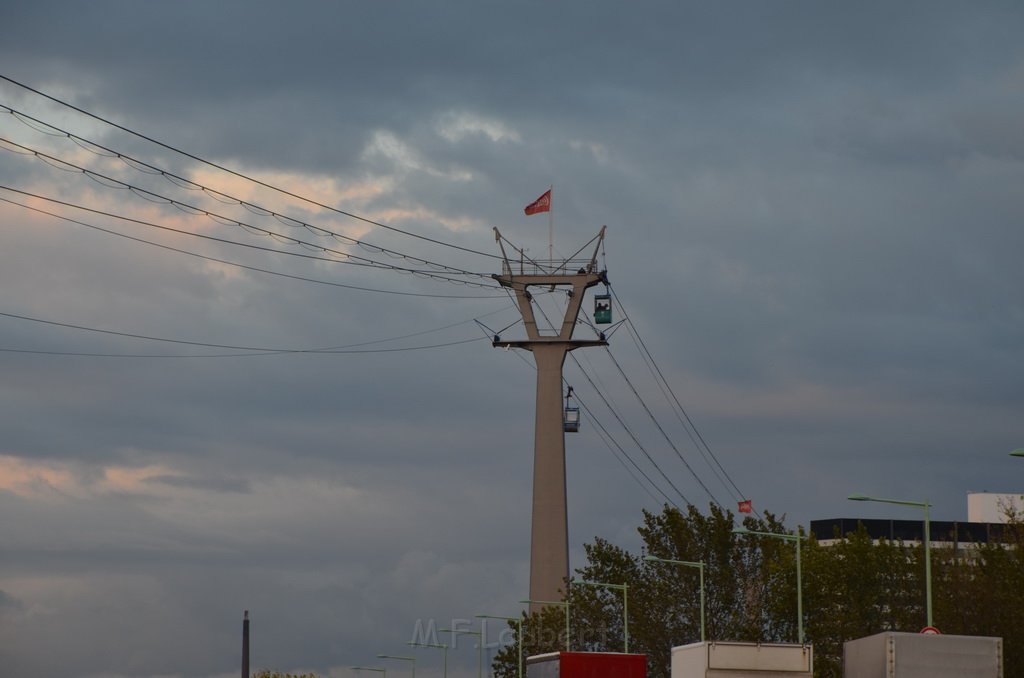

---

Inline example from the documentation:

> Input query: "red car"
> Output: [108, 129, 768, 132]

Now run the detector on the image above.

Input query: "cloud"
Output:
[3, 3, 1024, 677]
[436, 112, 522, 145]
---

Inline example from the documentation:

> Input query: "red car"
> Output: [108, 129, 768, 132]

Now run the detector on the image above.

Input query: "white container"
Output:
[843, 632, 1002, 678]
[671, 641, 812, 678]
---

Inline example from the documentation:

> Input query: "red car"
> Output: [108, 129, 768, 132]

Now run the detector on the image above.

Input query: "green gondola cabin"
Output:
[594, 293, 612, 324]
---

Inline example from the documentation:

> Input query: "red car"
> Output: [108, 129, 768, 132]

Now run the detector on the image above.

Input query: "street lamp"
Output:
[733, 526, 806, 645]
[440, 627, 483, 678]
[1009, 449, 1024, 458]
[353, 667, 386, 678]
[570, 579, 629, 653]
[520, 598, 570, 651]
[476, 614, 524, 678]
[643, 555, 706, 643]
[377, 655, 415, 678]
[408, 642, 447, 678]
[849, 493, 933, 628]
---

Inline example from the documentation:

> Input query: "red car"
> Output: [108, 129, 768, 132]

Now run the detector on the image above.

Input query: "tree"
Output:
[492, 504, 1024, 678]
[492, 504, 790, 678]
[801, 524, 920, 676]
[932, 517, 1024, 675]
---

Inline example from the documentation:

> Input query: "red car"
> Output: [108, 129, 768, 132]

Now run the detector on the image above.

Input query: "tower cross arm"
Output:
[493, 338, 607, 350]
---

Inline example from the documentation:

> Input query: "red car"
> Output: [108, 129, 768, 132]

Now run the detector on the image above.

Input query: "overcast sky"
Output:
[2, 2, 1024, 677]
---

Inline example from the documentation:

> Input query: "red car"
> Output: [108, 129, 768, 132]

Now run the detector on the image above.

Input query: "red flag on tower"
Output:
[524, 189, 552, 216]
[738, 500, 753, 514]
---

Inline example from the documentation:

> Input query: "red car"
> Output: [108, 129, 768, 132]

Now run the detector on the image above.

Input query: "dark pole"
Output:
[242, 610, 250, 678]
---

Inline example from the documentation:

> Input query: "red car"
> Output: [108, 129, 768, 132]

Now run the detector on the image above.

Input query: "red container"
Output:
[526, 651, 646, 678]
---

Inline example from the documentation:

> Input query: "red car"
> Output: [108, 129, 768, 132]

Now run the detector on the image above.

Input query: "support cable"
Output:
[621, 317, 738, 501]
[567, 351, 693, 507]
[0, 308, 497, 357]
[610, 287, 751, 508]
[0, 182, 497, 290]
[522, 300, 690, 507]
[571, 385, 681, 511]
[0, 103, 489, 276]
[534, 296, 712, 508]
[0, 74, 500, 260]
[602, 345, 721, 507]
[0, 194, 505, 299]
[0, 338, 483, 358]
[500, 343, 679, 510]
[0, 138, 494, 284]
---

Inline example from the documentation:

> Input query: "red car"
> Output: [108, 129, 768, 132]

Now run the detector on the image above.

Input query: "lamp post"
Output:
[643, 555, 706, 643]
[570, 579, 629, 653]
[353, 667, 386, 678]
[519, 598, 570, 651]
[408, 642, 447, 678]
[733, 526, 806, 645]
[1010, 449, 1024, 458]
[377, 655, 415, 678]
[440, 627, 482, 678]
[476, 614, 523, 678]
[849, 493, 933, 628]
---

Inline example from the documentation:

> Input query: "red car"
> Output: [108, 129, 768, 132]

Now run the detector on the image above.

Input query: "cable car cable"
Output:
[572, 388, 680, 511]
[0, 336, 485, 358]
[0, 139, 495, 284]
[527, 301, 693, 506]
[0, 194, 505, 300]
[621, 317, 739, 502]
[0, 306, 504, 356]
[501, 343, 682, 510]
[613, 286, 748, 501]
[0, 174, 496, 290]
[567, 350, 693, 507]
[0, 103, 491, 277]
[602, 345, 722, 508]
[0, 74, 501, 261]
[540, 295, 720, 506]
[610, 287, 757, 515]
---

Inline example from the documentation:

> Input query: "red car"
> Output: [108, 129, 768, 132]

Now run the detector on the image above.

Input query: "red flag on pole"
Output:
[738, 500, 753, 514]
[524, 189, 552, 216]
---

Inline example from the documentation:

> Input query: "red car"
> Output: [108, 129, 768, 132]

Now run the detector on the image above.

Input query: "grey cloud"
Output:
[3, 2, 1024, 677]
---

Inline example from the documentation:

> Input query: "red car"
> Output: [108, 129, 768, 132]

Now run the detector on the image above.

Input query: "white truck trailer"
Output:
[671, 641, 812, 678]
[843, 632, 1002, 677]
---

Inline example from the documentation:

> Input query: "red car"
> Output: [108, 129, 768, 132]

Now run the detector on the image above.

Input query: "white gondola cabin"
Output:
[564, 388, 580, 433]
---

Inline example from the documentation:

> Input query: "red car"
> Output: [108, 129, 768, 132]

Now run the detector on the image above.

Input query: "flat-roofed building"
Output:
[810, 517, 1008, 548]
[967, 492, 1023, 524]
[812, 492, 1021, 548]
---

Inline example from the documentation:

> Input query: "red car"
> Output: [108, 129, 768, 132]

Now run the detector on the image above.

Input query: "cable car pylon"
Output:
[491, 226, 608, 613]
